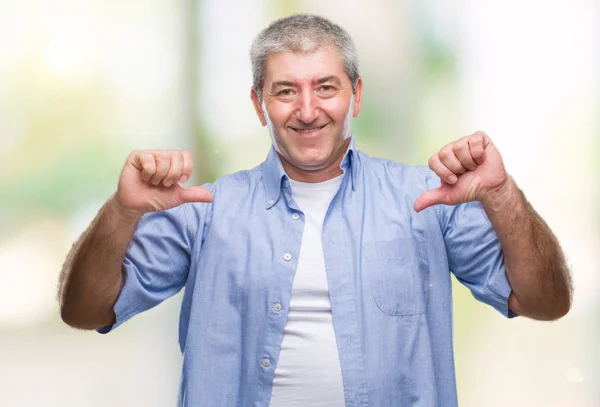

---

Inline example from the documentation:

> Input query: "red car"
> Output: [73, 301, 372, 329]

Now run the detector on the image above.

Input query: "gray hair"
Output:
[250, 14, 360, 101]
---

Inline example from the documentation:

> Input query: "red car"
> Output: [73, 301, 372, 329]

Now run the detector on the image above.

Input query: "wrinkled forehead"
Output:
[263, 47, 348, 86]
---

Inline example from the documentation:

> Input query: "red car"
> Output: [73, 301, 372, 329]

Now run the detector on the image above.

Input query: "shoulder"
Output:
[210, 164, 264, 198]
[356, 150, 440, 193]
[183, 164, 263, 218]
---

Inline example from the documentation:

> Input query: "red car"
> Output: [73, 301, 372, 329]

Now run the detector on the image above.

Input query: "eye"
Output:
[276, 89, 293, 96]
[318, 85, 336, 95]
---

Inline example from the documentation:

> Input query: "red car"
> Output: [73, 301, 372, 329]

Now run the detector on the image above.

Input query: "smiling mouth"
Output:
[290, 123, 328, 134]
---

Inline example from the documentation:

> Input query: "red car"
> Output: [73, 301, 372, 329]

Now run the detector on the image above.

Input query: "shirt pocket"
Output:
[363, 238, 428, 316]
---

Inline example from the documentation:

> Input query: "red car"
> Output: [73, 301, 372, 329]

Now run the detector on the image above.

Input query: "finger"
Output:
[453, 137, 478, 171]
[150, 152, 171, 185]
[429, 154, 458, 185]
[179, 150, 194, 183]
[177, 185, 214, 203]
[414, 188, 450, 212]
[163, 152, 183, 187]
[133, 151, 157, 182]
[438, 145, 467, 175]
[469, 132, 486, 165]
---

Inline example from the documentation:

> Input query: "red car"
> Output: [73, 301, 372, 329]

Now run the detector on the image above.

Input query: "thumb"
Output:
[414, 188, 447, 212]
[177, 185, 214, 203]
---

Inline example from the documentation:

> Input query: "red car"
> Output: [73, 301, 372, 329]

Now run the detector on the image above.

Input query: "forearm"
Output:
[481, 177, 572, 320]
[58, 195, 142, 329]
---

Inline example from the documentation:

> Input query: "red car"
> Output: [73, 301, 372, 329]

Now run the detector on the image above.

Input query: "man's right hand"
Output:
[114, 150, 214, 214]
[59, 149, 213, 328]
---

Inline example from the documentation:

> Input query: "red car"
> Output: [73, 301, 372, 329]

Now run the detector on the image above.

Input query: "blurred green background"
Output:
[0, 0, 598, 405]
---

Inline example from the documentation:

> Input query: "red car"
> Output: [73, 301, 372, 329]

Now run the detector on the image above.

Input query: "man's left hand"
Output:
[414, 131, 509, 212]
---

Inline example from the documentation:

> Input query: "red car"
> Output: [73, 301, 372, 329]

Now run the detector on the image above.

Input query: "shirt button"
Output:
[273, 303, 282, 312]
[267, 199, 274, 206]
[283, 253, 292, 261]
[283, 180, 290, 188]
[262, 358, 271, 367]
[291, 213, 300, 220]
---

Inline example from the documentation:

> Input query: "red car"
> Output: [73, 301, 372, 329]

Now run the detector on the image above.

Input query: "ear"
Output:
[250, 88, 267, 126]
[352, 77, 363, 117]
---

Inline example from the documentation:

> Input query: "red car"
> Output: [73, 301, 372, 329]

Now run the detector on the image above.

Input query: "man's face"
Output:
[251, 47, 363, 180]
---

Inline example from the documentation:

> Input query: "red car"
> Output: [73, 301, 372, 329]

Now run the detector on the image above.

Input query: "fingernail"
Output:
[164, 181, 173, 187]
[179, 175, 189, 183]
[448, 175, 457, 184]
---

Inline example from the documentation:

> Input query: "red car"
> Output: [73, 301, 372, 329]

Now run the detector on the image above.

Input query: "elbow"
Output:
[60, 305, 78, 328]
[546, 276, 573, 320]
[60, 303, 88, 329]
[60, 302, 112, 330]
[550, 295, 572, 320]
[547, 261, 574, 320]
[509, 289, 572, 321]
[536, 295, 572, 321]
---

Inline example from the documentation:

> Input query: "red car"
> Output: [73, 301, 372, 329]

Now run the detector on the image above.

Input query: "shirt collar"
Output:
[261, 136, 358, 210]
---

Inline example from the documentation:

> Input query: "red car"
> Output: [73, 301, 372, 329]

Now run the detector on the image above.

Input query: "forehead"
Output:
[264, 47, 348, 84]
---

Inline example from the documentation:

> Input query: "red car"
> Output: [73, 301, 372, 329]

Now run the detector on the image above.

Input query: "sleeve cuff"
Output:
[484, 264, 518, 319]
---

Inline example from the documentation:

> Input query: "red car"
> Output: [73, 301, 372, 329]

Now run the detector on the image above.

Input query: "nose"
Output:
[295, 91, 319, 124]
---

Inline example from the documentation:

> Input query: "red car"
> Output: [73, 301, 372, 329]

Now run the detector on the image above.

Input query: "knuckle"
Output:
[166, 169, 180, 180]
[428, 155, 438, 167]
[174, 152, 184, 165]
[467, 137, 480, 149]
[452, 141, 465, 153]
[183, 157, 194, 173]
[141, 161, 154, 171]
[155, 157, 167, 170]
[137, 151, 151, 162]
[438, 148, 452, 160]
[474, 131, 487, 141]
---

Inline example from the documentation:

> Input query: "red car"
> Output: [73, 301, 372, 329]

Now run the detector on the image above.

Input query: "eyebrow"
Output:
[269, 76, 342, 92]
[270, 81, 296, 91]
[315, 75, 341, 85]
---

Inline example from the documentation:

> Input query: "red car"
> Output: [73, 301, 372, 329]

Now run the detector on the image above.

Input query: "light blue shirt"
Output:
[100, 138, 514, 406]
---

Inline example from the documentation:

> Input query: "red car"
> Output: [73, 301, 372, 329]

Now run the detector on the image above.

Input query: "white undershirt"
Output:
[269, 174, 346, 407]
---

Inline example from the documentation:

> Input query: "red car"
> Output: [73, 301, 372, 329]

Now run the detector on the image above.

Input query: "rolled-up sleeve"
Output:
[440, 201, 516, 318]
[98, 203, 198, 333]
[421, 169, 516, 318]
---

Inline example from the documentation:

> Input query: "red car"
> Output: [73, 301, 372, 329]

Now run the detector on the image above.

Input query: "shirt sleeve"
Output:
[423, 170, 517, 318]
[98, 202, 201, 334]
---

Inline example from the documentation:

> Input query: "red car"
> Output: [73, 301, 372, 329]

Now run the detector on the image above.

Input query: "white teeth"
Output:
[295, 127, 322, 133]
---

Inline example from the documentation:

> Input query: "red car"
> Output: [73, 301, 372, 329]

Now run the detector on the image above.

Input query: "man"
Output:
[58, 14, 572, 407]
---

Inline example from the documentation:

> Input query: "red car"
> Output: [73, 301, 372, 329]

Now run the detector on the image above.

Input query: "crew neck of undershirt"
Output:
[288, 173, 344, 191]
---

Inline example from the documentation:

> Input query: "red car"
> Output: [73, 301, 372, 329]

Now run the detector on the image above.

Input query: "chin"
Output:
[291, 155, 329, 169]
[292, 146, 331, 164]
